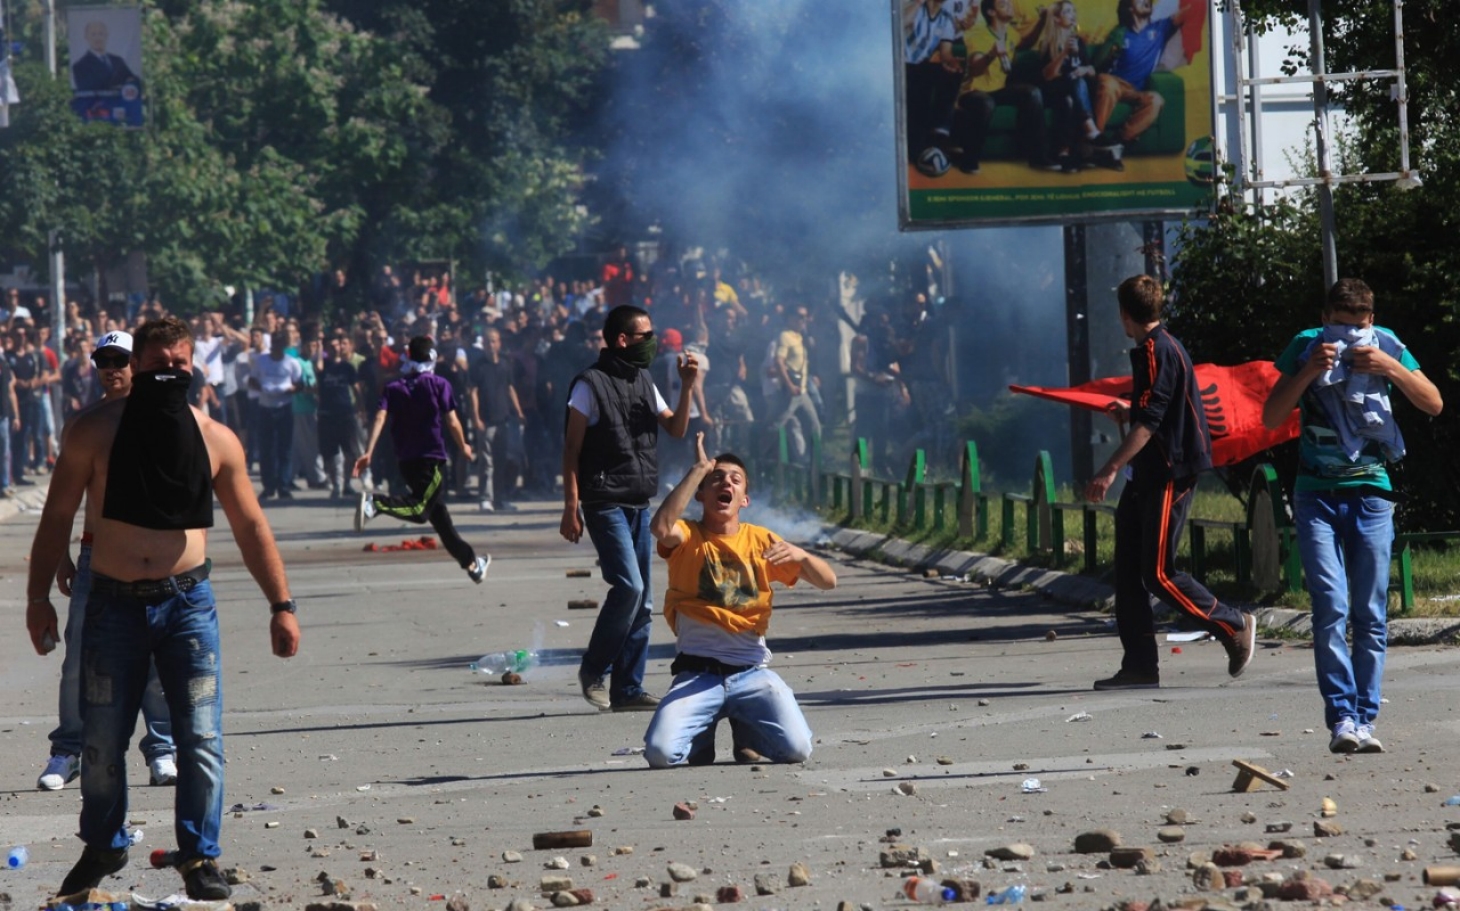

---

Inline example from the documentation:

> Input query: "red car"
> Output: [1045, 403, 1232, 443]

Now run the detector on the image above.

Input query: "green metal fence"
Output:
[772, 430, 1450, 615]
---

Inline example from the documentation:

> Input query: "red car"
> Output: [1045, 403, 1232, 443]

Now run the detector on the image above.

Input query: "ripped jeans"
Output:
[80, 578, 224, 861]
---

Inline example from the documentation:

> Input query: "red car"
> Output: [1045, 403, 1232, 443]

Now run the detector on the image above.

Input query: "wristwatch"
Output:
[270, 599, 298, 615]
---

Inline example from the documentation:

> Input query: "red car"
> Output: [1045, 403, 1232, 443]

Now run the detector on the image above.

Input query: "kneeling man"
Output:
[644, 434, 836, 767]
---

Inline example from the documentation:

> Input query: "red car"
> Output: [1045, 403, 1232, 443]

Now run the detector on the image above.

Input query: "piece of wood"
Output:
[1230, 759, 1289, 792]
[567, 599, 598, 610]
[565, 569, 592, 578]
[533, 829, 593, 849]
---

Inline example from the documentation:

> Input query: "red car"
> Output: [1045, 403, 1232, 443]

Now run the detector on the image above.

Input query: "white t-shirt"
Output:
[193, 336, 225, 386]
[252, 353, 303, 409]
[567, 375, 669, 426]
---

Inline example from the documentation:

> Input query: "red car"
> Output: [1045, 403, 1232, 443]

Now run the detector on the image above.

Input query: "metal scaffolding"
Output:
[1223, 0, 1419, 288]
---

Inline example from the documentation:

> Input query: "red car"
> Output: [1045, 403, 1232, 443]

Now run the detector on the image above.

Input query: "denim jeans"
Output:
[49, 545, 174, 761]
[80, 578, 224, 860]
[256, 403, 293, 495]
[1294, 489, 1395, 729]
[580, 502, 653, 704]
[644, 666, 812, 767]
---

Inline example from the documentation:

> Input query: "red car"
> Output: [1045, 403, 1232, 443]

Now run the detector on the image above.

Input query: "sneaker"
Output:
[611, 692, 662, 712]
[354, 490, 377, 532]
[38, 754, 81, 790]
[1329, 718, 1361, 754]
[478, 500, 495, 513]
[58, 846, 129, 897]
[1093, 669, 1160, 690]
[149, 755, 178, 786]
[466, 554, 491, 584]
[578, 669, 610, 711]
[1226, 612, 1257, 678]
[183, 859, 232, 900]
[1355, 723, 1385, 753]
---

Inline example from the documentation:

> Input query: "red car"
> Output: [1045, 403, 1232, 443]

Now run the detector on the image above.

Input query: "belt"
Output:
[671, 653, 757, 677]
[91, 560, 211, 600]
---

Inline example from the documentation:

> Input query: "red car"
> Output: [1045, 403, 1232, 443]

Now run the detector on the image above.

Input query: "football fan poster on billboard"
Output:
[68, 5, 145, 127]
[896, 0, 1215, 228]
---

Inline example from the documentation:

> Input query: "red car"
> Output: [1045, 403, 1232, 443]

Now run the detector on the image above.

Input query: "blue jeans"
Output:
[256, 403, 293, 495]
[580, 503, 653, 704]
[80, 578, 224, 860]
[49, 545, 174, 760]
[644, 666, 812, 767]
[1294, 490, 1395, 729]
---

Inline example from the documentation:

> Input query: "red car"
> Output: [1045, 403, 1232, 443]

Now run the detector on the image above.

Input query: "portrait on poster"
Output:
[68, 5, 145, 128]
[896, 0, 1215, 227]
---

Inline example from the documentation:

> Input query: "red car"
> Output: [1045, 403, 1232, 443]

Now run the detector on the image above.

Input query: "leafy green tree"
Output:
[1168, 0, 1460, 529]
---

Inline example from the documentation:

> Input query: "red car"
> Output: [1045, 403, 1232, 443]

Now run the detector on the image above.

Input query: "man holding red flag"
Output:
[1084, 275, 1255, 690]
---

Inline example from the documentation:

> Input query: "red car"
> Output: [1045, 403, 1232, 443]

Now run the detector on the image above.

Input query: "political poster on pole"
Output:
[67, 5, 144, 128]
[895, 0, 1215, 228]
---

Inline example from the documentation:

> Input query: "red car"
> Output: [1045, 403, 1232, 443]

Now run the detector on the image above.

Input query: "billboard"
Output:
[67, 5, 145, 127]
[896, 0, 1215, 228]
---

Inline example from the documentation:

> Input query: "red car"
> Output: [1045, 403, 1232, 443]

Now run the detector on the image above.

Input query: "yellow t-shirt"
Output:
[963, 20, 1017, 94]
[659, 520, 800, 637]
[775, 329, 808, 378]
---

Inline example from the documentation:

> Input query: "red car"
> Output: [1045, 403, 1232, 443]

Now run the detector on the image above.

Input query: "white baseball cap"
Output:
[95, 330, 134, 354]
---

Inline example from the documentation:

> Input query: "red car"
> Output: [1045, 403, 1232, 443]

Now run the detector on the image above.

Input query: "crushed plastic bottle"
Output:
[902, 876, 956, 903]
[469, 649, 538, 676]
[6, 845, 27, 869]
[986, 884, 1027, 905]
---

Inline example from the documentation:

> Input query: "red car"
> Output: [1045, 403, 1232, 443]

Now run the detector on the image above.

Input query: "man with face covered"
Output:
[561, 305, 697, 712]
[25, 316, 301, 902]
[38, 330, 179, 794]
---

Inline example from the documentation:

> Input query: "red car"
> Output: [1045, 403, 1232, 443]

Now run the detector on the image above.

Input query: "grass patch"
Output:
[818, 478, 1460, 617]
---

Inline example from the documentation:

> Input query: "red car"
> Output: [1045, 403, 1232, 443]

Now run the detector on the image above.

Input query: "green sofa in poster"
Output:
[977, 67, 1187, 160]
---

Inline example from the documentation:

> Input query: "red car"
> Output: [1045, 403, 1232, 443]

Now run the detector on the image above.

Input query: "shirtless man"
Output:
[25, 316, 302, 901]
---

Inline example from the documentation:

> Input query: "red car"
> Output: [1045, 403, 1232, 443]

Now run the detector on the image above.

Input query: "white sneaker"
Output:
[467, 554, 491, 584]
[1355, 723, 1385, 754]
[38, 754, 80, 790]
[1329, 718, 1360, 754]
[478, 500, 495, 513]
[354, 490, 377, 532]
[149, 755, 178, 786]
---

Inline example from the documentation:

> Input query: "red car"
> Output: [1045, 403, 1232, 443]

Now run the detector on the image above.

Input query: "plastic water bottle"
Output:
[902, 876, 955, 903]
[470, 649, 537, 675]
[987, 884, 1027, 905]
[6, 845, 27, 869]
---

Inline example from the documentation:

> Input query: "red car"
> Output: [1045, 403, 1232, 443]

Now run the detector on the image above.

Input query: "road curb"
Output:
[827, 526, 1460, 646]
[0, 480, 50, 524]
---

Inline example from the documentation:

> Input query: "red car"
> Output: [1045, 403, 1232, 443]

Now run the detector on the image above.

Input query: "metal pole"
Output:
[1063, 224, 1092, 487]
[1228, 0, 1250, 199]
[45, 0, 64, 372]
[1308, 0, 1340, 289]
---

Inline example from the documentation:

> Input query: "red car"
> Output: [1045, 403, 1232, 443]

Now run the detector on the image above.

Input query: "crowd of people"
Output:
[2, 248, 958, 505]
[10, 258, 1439, 903]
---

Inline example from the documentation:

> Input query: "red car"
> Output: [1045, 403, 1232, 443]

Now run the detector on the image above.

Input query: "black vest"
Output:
[572, 350, 660, 508]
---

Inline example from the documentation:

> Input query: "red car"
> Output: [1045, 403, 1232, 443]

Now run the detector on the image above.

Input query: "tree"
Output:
[1168, 0, 1460, 530]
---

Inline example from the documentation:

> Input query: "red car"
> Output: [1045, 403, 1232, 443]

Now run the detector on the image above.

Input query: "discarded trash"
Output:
[128, 829, 144, 845]
[903, 876, 956, 903]
[1141, 732, 1163, 739]
[1020, 778, 1046, 794]
[227, 803, 279, 813]
[1065, 712, 1092, 723]
[6, 846, 27, 869]
[1166, 630, 1210, 642]
[470, 649, 538, 676]
[533, 830, 593, 849]
[611, 746, 645, 756]
[151, 848, 180, 868]
[356, 784, 371, 791]
[986, 883, 1027, 904]
[363, 535, 438, 553]
[1443, 796, 1460, 807]
[1274, 769, 1296, 779]
[555, 620, 570, 627]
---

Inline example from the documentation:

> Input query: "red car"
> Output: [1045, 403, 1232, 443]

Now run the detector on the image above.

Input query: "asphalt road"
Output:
[2, 487, 1458, 909]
